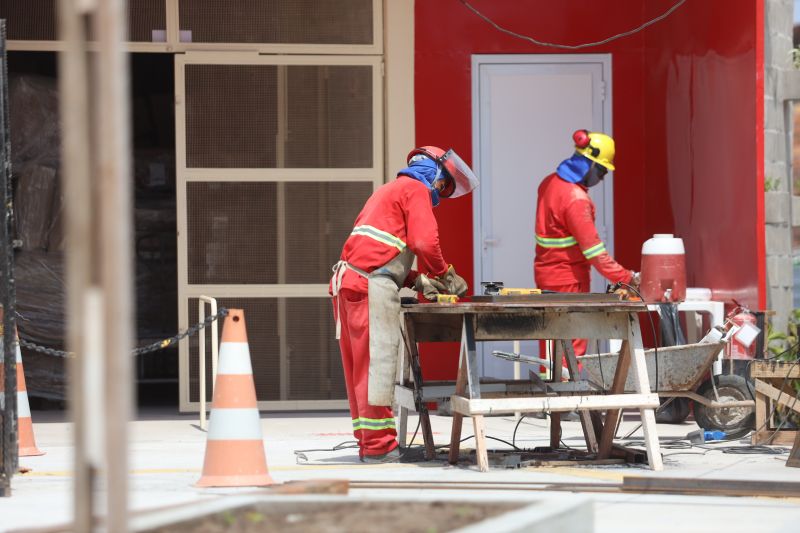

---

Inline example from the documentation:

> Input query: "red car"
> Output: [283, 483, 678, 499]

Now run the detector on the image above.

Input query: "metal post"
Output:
[58, 0, 133, 529]
[0, 19, 17, 498]
[97, 0, 134, 530]
[57, 1, 94, 527]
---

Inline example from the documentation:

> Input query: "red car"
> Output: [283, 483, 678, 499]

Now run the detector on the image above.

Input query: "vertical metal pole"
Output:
[59, 0, 133, 529]
[96, 0, 133, 531]
[0, 19, 18, 498]
[58, 0, 95, 528]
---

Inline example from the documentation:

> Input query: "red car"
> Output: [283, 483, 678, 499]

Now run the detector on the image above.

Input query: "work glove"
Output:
[438, 264, 469, 297]
[630, 271, 641, 289]
[414, 273, 448, 301]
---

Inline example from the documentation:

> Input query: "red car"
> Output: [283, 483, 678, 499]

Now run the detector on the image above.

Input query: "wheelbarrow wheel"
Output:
[694, 374, 755, 433]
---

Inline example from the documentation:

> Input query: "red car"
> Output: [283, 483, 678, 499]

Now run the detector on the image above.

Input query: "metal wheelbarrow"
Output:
[580, 341, 755, 431]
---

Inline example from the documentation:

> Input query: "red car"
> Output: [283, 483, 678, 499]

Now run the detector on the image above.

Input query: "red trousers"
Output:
[333, 288, 398, 457]
[538, 280, 589, 363]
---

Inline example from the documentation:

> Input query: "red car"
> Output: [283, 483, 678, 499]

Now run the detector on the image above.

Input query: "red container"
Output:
[726, 310, 758, 360]
[640, 234, 686, 302]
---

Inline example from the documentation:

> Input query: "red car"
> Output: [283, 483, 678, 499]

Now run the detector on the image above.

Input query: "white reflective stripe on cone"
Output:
[17, 390, 31, 418]
[208, 408, 263, 440]
[216, 343, 253, 375]
[15, 345, 22, 363]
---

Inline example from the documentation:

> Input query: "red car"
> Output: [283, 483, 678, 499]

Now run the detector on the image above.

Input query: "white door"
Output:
[471, 54, 613, 379]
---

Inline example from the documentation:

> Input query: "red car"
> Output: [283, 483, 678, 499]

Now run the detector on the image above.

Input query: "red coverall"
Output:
[331, 176, 448, 458]
[534, 173, 632, 356]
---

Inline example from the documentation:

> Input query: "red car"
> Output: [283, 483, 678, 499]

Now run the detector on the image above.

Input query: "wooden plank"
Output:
[448, 317, 469, 465]
[750, 360, 800, 379]
[753, 429, 798, 446]
[472, 415, 489, 472]
[562, 340, 598, 454]
[402, 301, 648, 313]
[622, 476, 800, 498]
[754, 379, 800, 415]
[450, 393, 659, 416]
[626, 315, 663, 471]
[475, 311, 630, 341]
[787, 431, 800, 468]
[598, 339, 631, 458]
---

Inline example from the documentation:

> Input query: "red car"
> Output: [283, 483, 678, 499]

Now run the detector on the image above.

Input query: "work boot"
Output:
[360, 448, 401, 464]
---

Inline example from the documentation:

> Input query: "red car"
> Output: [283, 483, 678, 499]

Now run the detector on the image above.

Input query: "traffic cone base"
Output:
[195, 309, 274, 488]
[15, 341, 44, 457]
[196, 440, 273, 487]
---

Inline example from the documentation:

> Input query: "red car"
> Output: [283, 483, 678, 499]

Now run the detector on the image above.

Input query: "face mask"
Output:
[583, 164, 608, 188]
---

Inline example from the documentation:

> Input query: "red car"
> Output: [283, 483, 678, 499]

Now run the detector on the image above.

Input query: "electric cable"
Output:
[619, 282, 659, 392]
[459, 0, 687, 51]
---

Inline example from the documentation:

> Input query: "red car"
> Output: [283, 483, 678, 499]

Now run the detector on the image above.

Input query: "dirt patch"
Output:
[144, 501, 523, 533]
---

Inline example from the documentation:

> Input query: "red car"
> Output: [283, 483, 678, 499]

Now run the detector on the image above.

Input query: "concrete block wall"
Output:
[764, 0, 795, 334]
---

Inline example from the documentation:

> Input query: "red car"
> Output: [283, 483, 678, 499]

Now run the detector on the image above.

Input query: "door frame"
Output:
[470, 53, 614, 294]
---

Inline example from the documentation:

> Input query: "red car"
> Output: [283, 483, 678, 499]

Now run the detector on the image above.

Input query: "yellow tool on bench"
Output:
[435, 294, 459, 303]
[497, 287, 542, 296]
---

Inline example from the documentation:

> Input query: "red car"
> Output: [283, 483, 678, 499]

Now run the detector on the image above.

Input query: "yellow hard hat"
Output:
[573, 130, 615, 171]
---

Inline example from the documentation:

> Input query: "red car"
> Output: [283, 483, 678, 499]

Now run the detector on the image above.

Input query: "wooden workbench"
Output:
[395, 299, 664, 471]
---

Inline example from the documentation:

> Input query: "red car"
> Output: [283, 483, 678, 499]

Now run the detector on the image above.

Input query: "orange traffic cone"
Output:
[196, 309, 273, 487]
[15, 340, 44, 457]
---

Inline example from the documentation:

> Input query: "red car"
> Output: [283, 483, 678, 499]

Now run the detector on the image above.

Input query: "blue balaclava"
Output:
[397, 156, 443, 206]
[556, 153, 592, 185]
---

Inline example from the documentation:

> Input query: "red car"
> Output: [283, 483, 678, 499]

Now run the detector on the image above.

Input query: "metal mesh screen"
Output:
[178, 0, 373, 45]
[187, 181, 278, 284]
[128, 0, 167, 42]
[187, 297, 344, 403]
[283, 181, 370, 283]
[0, 0, 56, 41]
[184, 64, 372, 169]
[187, 181, 370, 284]
[0, 0, 166, 42]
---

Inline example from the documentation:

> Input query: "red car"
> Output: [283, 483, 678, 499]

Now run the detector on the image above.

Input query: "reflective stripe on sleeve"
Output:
[351, 225, 407, 252]
[582, 242, 606, 259]
[536, 234, 577, 248]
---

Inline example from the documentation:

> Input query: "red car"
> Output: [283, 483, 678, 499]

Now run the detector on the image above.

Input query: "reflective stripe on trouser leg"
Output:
[336, 289, 398, 457]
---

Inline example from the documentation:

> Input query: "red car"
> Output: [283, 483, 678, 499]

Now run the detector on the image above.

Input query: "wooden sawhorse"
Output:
[396, 299, 664, 472]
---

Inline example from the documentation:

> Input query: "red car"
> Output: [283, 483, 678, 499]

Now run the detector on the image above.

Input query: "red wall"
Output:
[414, 0, 762, 379]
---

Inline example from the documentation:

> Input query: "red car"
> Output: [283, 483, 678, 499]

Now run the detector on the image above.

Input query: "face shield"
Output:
[438, 149, 479, 198]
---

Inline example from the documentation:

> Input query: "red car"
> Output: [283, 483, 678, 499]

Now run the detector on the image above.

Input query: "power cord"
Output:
[459, 0, 687, 51]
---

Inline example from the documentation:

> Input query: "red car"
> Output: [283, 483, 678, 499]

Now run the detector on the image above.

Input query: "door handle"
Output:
[483, 237, 499, 246]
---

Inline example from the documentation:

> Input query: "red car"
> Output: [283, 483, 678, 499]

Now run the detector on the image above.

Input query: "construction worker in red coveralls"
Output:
[330, 146, 479, 463]
[534, 130, 640, 357]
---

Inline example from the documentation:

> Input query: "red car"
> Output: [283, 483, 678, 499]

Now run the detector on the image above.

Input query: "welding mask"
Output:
[406, 146, 479, 199]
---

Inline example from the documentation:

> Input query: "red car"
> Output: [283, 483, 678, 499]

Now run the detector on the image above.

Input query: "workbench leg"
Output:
[448, 320, 469, 465]
[562, 340, 598, 454]
[397, 407, 408, 448]
[549, 340, 563, 449]
[404, 314, 435, 459]
[598, 339, 631, 458]
[472, 415, 489, 472]
[628, 314, 664, 471]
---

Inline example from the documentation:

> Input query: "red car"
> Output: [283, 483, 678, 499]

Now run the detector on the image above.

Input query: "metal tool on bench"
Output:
[492, 350, 571, 380]
[481, 281, 543, 296]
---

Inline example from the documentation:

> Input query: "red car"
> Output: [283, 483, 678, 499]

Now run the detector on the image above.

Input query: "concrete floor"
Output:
[2, 408, 800, 532]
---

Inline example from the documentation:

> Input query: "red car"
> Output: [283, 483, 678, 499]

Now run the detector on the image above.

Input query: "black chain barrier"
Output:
[17, 307, 230, 359]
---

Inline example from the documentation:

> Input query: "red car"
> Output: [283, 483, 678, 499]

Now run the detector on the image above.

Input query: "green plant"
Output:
[764, 176, 782, 192]
[791, 47, 800, 70]
[765, 309, 800, 429]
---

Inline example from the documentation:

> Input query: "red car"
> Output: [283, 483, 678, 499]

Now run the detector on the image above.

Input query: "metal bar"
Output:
[562, 341, 598, 454]
[97, 0, 134, 530]
[0, 18, 16, 497]
[197, 296, 219, 430]
[58, 0, 95, 526]
[549, 341, 563, 449]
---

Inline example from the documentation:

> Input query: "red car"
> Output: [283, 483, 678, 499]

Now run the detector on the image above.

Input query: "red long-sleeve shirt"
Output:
[534, 173, 632, 288]
[335, 176, 449, 293]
